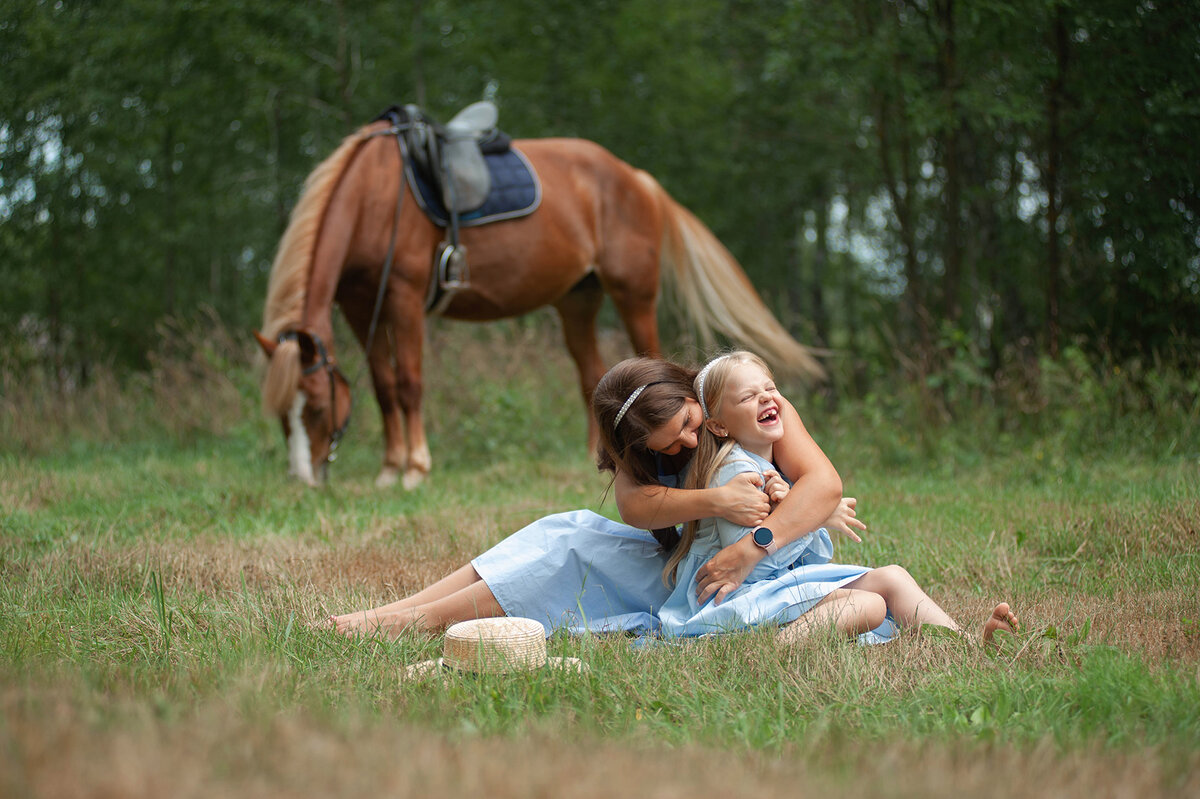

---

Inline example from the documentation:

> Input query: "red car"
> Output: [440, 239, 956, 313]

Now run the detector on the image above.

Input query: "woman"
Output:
[328, 356, 843, 637]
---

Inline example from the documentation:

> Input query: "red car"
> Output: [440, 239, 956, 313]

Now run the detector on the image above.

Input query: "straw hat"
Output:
[405, 617, 587, 679]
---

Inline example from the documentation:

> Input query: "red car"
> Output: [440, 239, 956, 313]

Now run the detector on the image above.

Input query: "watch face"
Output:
[753, 527, 774, 547]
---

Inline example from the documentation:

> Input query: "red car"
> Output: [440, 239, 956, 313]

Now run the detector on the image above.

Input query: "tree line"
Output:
[2, 0, 1197, 397]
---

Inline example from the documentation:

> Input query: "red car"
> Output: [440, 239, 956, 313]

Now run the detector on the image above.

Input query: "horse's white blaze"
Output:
[287, 393, 316, 485]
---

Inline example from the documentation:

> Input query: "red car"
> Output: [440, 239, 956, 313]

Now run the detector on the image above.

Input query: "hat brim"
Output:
[405, 656, 588, 680]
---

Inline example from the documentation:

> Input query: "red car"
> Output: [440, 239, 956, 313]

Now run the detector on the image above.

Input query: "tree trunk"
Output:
[1044, 2, 1068, 358]
[412, 0, 426, 108]
[811, 191, 831, 350]
[935, 0, 963, 325]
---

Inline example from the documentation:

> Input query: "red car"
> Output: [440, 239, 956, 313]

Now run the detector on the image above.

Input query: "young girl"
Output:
[656, 351, 1019, 646]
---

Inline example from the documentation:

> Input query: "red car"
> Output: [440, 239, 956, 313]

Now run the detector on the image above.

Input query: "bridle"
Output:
[277, 330, 352, 467]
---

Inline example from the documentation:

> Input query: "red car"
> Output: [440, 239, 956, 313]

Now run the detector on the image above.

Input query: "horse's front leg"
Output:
[371, 360, 410, 489]
[388, 293, 432, 490]
[339, 287, 409, 488]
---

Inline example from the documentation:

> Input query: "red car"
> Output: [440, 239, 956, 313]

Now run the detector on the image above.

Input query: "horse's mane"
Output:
[260, 128, 371, 341]
[259, 127, 371, 415]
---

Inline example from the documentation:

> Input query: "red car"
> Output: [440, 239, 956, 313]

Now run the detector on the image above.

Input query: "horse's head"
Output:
[255, 329, 352, 486]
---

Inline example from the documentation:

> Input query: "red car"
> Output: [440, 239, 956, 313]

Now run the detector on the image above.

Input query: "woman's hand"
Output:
[694, 539, 758, 606]
[715, 472, 771, 527]
[821, 496, 866, 543]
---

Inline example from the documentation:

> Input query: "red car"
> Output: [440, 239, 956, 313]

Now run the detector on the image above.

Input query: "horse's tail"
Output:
[259, 127, 374, 413]
[642, 172, 826, 381]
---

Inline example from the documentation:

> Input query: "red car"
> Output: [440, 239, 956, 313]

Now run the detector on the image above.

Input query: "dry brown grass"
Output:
[3, 686, 1196, 799]
[11, 523, 1200, 666]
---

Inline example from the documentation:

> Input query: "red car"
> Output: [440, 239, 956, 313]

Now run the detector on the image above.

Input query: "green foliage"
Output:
[3, 0, 1198, 405]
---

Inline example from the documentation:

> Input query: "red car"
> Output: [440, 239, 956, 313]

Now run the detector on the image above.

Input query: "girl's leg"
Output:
[845, 565, 1019, 644]
[845, 564, 960, 631]
[334, 578, 506, 638]
[328, 564, 483, 630]
[777, 588, 887, 646]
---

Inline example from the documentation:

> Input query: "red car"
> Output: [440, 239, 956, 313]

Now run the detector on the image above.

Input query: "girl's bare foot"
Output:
[981, 602, 1019, 648]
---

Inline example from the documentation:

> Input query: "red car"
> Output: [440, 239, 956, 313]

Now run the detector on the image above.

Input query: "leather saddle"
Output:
[399, 101, 507, 213]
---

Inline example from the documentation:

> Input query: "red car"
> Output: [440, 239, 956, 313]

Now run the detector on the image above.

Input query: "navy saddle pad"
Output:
[406, 147, 542, 228]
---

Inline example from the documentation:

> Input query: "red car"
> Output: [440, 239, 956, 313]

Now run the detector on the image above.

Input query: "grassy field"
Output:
[2, 319, 1199, 798]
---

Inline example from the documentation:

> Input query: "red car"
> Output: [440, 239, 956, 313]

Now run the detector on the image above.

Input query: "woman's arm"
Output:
[613, 468, 771, 530]
[694, 397, 842, 605]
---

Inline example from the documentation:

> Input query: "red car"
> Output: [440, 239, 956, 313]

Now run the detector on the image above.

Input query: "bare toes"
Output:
[982, 602, 1019, 647]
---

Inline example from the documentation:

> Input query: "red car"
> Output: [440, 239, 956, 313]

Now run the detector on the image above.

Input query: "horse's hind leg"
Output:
[554, 273, 610, 453]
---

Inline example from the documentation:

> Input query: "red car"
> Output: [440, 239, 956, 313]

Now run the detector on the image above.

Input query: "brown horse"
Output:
[255, 118, 822, 488]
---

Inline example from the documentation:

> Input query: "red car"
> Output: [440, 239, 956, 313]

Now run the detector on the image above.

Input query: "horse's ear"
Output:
[253, 330, 277, 356]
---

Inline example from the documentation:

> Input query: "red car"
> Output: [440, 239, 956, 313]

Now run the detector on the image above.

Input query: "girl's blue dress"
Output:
[657, 446, 896, 644]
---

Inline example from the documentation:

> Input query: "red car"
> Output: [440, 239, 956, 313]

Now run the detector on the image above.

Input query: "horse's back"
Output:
[511, 138, 653, 197]
[509, 137, 664, 244]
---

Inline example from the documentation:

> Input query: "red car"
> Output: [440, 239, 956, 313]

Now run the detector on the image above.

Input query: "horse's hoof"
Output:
[401, 468, 426, 491]
[375, 467, 401, 488]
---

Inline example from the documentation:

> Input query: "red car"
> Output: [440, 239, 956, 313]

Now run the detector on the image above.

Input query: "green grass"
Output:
[2, 319, 1199, 797]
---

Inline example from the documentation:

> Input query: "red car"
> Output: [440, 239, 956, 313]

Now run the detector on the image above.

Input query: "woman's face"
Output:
[644, 397, 703, 455]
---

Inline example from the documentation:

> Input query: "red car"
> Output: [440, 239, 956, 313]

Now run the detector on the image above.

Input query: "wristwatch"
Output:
[752, 526, 778, 555]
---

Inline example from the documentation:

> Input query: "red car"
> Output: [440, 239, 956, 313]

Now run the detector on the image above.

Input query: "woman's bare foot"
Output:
[981, 602, 1019, 648]
[330, 610, 381, 637]
[330, 608, 426, 638]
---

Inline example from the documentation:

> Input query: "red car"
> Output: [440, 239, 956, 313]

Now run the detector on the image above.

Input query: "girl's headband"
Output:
[695, 355, 729, 420]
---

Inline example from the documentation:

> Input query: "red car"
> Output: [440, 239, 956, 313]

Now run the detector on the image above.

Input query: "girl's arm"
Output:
[613, 468, 771, 530]
[694, 397, 842, 605]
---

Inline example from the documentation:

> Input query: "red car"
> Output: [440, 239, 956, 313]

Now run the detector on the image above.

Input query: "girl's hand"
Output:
[822, 496, 866, 543]
[716, 472, 771, 527]
[762, 469, 789, 508]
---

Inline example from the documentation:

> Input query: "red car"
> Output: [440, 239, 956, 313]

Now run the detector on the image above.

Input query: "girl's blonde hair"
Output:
[662, 350, 773, 586]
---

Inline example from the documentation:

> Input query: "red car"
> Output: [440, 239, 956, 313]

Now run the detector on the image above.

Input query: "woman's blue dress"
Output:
[657, 446, 896, 644]
[471, 508, 670, 636]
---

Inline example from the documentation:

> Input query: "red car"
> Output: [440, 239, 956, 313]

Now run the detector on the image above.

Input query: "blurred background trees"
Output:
[3, 0, 1197, 404]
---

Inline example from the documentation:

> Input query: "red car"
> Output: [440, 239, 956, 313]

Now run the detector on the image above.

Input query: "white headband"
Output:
[695, 355, 729, 420]
[613, 384, 650, 430]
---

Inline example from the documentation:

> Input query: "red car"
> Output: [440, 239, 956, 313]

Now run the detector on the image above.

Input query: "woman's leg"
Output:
[384, 564, 484, 609]
[777, 588, 887, 646]
[334, 577, 506, 638]
[329, 564, 487, 632]
[845, 565, 1018, 643]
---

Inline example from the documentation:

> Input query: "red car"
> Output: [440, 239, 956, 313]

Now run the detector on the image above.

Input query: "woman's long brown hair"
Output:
[591, 357, 699, 551]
